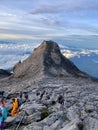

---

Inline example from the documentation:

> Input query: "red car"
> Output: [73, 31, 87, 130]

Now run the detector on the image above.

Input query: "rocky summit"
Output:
[12, 40, 89, 79]
[0, 40, 98, 130]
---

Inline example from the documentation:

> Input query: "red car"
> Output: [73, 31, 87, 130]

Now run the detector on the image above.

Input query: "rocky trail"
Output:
[0, 76, 98, 130]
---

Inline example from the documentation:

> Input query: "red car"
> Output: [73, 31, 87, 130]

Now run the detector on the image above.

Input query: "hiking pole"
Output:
[14, 110, 26, 130]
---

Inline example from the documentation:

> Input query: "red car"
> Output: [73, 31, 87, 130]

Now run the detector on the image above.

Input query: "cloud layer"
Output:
[0, 40, 40, 70]
[0, 39, 98, 78]
[0, 0, 98, 39]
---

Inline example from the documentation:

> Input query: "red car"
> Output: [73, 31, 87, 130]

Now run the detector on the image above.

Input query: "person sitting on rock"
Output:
[11, 98, 19, 117]
[0, 100, 7, 130]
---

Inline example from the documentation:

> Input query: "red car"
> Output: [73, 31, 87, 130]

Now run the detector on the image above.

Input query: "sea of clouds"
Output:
[0, 40, 40, 71]
[0, 39, 98, 77]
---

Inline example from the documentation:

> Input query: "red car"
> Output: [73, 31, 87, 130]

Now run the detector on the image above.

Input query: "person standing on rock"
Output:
[58, 95, 64, 105]
[0, 100, 7, 130]
[58, 95, 64, 111]
[11, 98, 19, 117]
[24, 92, 28, 102]
[0, 91, 4, 102]
[40, 90, 45, 101]
[19, 91, 23, 99]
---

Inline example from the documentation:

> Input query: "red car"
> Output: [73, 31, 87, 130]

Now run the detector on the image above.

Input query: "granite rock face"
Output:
[12, 40, 89, 79]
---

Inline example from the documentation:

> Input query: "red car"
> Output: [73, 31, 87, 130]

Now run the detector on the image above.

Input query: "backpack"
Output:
[17, 99, 22, 107]
[0, 107, 3, 117]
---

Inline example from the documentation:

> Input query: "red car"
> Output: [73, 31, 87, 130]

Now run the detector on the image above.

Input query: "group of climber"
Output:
[0, 91, 29, 130]
[0, 90, 65, 130]
[0, 98, 19, 130]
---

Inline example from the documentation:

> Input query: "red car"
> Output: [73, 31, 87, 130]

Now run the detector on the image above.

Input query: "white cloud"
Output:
[0, 13, 17, 17]
[0, 41, 40, 70]
[93, 60, 98, 63]
[0, 40, 98, 71]
[63, 49, 98, 58]
[0, 34, 35, 40]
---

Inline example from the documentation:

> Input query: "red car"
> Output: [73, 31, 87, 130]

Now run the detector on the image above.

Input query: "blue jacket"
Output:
[0, 106, 7, 122]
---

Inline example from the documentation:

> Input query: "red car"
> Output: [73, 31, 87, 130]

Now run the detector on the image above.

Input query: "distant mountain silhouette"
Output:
[0, 69, 11, 78]
[12, 40, 91, 79]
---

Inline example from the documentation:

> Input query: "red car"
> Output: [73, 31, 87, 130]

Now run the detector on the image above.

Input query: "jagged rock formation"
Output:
[12, 40, 89, 79]
[0, 69, 11, 78]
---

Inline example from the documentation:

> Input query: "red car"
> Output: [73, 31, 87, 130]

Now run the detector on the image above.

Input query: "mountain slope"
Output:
[12, 40, 90, 79]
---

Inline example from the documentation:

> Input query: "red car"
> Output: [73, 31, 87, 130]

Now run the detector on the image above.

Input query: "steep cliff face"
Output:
[42, 41, 88, 77]
[12, 42, 45, 78]
[12, 40, 89, 78]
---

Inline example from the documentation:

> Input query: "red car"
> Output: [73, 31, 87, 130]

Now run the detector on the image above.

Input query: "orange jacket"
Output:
[12, 98, 18, 109]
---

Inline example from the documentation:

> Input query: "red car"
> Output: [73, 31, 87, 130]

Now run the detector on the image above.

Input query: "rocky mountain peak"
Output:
[42, 40, 60, 53]
[33, 40, 60, 56]
[12, 40, 89, 79]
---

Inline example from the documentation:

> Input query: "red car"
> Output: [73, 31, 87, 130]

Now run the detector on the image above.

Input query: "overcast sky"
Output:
[0, 0, 98, 43]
